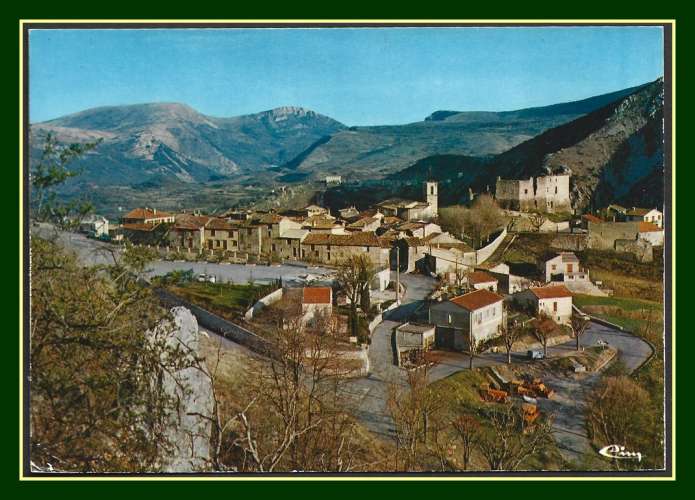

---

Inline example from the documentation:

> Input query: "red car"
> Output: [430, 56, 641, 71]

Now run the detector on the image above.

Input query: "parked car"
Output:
[197, 273, 217, 284]
[528, 349, 545, 360]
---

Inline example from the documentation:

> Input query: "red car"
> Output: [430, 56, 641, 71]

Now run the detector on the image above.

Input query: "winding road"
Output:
[39, 225, 655, 463]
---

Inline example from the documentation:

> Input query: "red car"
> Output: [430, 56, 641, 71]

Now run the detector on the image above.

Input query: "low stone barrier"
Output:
[155, 288, 274, 357]
[244, 287, 284, 321]
[476, 228, 508, 264]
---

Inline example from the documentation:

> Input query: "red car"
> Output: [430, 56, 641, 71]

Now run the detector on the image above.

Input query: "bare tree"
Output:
[461, 194, 507, 248]
[336, 254, 376, 340]
[386, 363, 439, 471]
[571, 312, 591, 351]
[476, 403, 554, 471]
[438, 205, 467, 240]
[500, 321, 527, 364]
[531, 315, 551, 358]
[452, 413, 481, 470]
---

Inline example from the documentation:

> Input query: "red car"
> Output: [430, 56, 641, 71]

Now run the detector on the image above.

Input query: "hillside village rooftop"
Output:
[450, 289, 504, 311]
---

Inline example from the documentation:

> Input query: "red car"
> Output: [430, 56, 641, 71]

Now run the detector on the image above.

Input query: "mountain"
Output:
[385, 78, 664, 210]
[276, 84, 649, 181]
[30, 104, 346, 185]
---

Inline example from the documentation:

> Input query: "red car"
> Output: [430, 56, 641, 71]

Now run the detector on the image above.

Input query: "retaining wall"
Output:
[244, 287, 284, 321]
[476, 228, 508, 264]
[155, 288, 274, 357]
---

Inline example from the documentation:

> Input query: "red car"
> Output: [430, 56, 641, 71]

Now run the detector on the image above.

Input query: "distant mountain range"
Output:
[370, 77, 664, 210]
[30, 79, 664, 213]
[30, 104, 346, 185]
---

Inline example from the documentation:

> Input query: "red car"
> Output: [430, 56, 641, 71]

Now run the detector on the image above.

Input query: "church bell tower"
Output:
[425, 181, 438, 217]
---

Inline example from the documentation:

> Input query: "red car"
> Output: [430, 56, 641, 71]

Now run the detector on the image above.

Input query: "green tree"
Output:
[30, 238, 198, 472]
[30, 132, 101, 226]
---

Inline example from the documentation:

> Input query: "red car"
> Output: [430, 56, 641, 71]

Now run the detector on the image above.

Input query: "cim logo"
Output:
[598, 445, 643, 462]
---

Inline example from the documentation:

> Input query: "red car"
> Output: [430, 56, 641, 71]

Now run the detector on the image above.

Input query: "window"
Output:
[448, 314, 452, 324]
[210, 229, 216, 237]
[553, 301, 558, 312]
[524, 189, 528, 195]
[555, 187, 558, 194]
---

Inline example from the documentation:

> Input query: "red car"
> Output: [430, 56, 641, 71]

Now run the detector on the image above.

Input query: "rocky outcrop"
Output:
[157, 307, 215, 472]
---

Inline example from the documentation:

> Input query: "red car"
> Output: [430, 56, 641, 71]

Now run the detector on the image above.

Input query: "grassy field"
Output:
[168, 281, 273, 320]
[574, 294, 662, 333]
[576, 248, 663, 302]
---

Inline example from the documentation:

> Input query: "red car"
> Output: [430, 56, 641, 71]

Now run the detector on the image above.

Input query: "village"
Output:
[60, 166, 664, 465]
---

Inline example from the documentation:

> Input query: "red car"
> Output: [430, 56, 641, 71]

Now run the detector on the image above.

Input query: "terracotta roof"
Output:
[122, 222, 160, 232]
[626, 207, 654, 217]
[557, 252, 580, 263]
[450, 289, 503, 311]
[639, 221, 662, 233]
[303, 232, 388, 247]
[257, 213, 284, 224]
[174, 215, 211, 230]
[582, 214, 603, 223]
[468, 271, 498, 285]
[347, 216, 378, 228]
[123, 207, 173, 220]
[207, 218, 237, 230]
[530, 285, 573, 299]
[302, 287, 332, 304]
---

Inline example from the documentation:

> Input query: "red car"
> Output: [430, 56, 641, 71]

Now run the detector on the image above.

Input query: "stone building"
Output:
[495, 167, 571, 213]
[376, 181, 438, 221]
[301, 232, 391, 268]
[429, 289, 506, 351]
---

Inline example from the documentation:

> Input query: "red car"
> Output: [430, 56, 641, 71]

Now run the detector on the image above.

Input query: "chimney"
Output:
[153, 208, 157, 215]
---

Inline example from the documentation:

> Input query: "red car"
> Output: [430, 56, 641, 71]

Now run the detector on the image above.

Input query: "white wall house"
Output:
[544, 252, 589, 283]
[79, 215, 109, 238]
[625, 207, 663, 228]
[429, 289, 505, 351]
[515, 285, 573, 325]
[467, 270, 498, 292]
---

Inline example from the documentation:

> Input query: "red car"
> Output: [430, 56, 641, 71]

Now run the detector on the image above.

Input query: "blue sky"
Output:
[29, 26, 664, 126]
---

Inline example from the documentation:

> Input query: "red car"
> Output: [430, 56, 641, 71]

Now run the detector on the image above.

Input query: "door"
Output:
[435, 327, 456, 350]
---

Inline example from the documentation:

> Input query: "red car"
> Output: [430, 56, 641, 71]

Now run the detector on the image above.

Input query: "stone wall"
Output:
[615, 238, 654, 263]
[588, 221, 641, 250]
[244, 287, 284, 320]
[156, 288, 274, 356]
[476, 228, 508, 264]
[551, 233, 589, 251]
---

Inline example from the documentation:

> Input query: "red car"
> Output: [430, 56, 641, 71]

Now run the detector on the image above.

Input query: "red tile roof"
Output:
[626, 207, 652, 216]
[450, 289, 503, 311]
[123, 207, 173, 220]
[207, 218, 237, 230]
[302, 287, 332, 304]
[530, 285, 573, 299]
[174, 215, 211, 230]
[582, 214, 603, 223]
[468, 271, 498, 285]
[638, 221, 662, 233]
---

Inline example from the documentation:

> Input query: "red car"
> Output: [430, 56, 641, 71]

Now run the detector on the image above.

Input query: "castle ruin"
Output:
[495, 166, 571, 213]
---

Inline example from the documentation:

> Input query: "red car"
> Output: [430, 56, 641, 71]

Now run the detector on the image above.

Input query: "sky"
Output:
[29, 26, 664, 126]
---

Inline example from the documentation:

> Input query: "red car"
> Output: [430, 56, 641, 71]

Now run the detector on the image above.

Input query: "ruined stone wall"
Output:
[588, 221, 641, 250]
[496, 174, 571, 213]
[495, 178, 522, 210]
[615, 238, 653, 263]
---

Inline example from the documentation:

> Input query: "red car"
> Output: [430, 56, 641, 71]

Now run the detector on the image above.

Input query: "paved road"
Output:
[340, 273, 438, 438]
[33, 224, 336, 285]
[40, 225, 654, 462]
